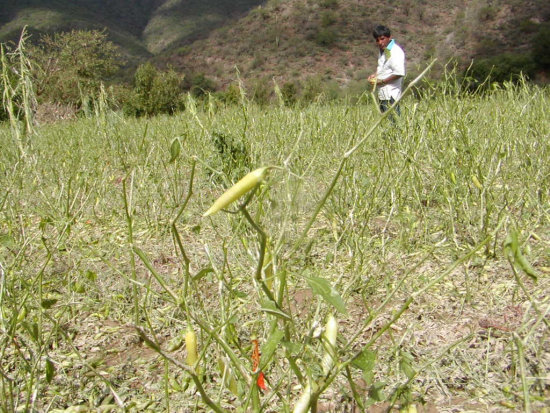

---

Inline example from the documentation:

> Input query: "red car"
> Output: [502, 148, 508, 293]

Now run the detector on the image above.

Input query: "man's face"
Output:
[375, 35, 392, 51]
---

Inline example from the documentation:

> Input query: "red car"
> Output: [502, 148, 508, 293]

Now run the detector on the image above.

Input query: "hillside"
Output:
[0, 0, 548, 87]
[165, 0, 550, 88]
[0, 0, 265, 63]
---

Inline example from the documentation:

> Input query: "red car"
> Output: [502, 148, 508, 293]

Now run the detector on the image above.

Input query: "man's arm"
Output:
[378, 74, 402, 84]
[368, 73, 402, 85]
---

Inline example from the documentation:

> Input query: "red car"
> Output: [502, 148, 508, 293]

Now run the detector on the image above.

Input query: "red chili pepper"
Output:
[252, 339, 267, 391]
[257, 371, 267, 391]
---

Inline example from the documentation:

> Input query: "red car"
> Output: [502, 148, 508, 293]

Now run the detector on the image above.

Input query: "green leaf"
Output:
[260, 329, 285, 370]
[504, 229, 538, 281]
[516, 253, 538, 281]
[23, 322, 40, 343]
[352, 348, 376, 371]
[45, 358, 55, 383]
[260, 300, 292, 320]
[399, 351, 416, 380]
[169, 137, 182, 163]
[306, 276, 348, 315]
[282, 341, 302, 356]
[0, 233, 16, 249]
[38, 217, 53, 232]
[72, 282, 86, 294]
[193, 267, 214, 281]
[352, 348, 377, 385]
[368, 381, 386, 402]
[503, 230, 519, 257]
[41, 298, 58, 309]
[85, 270, 97, 282]
[232, 290, 249, 299]
[224, 319, 239, 344]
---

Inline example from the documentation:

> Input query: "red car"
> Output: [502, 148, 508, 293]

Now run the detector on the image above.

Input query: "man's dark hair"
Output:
[373, 25, 391, 39]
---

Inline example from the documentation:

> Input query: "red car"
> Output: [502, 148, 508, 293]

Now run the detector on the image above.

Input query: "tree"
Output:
[30, 29, 122, 106]
[123, 62, 185, 117]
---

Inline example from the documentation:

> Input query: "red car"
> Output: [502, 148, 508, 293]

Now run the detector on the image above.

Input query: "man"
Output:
[368, 25, 406, 115]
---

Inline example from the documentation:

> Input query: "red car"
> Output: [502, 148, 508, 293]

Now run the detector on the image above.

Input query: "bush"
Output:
[315, 28, 338, 46]
[478, 5, 497, 21]
[250, 77, 272, 106]
[215, 82, 244, 105]
[210, 131, 251, 182]
[281, 81, 298, 106]
[320, 0, 338, 8]
[321, 11, 337, 27]
[123, 62, 185, 117]
[532, 23, 550, 69]
[189, 73, 217, 98]
[300, 75, 326, 104]
[29, 29, 122, 107]
[466, 53, 536, 85]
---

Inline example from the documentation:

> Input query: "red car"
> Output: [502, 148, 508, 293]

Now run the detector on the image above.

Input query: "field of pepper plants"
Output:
[1, 70, 549, 412]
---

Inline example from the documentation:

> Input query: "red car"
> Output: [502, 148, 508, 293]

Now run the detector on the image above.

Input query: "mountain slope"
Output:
[165, 0, 549, 88]
[0, 0, 156, 61]
[1, 0, 548, 87]
[0, 0, 265, 61]
[141, 0, 266, 54]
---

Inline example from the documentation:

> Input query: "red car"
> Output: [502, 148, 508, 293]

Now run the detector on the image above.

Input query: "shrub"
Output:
[321, 11, 337, 27]
[300, 75, 324, 104]
[29, 29, 122, 107]
[518, 19, 539, 34]
[320, 0, 338, 8]
[478, 5, 497, 21]
[476, 37, 505, 57]
[216, 82, 244, 105]
[466, 53, 536, 85]
[281, 81, 299, 106]
[123, 62, 185, 117]
[250, 77, 272, 106]
[189, 73, 217, 98]
[210, 131, 251, 182]
[249, 53, 266, 70]
[315, 28, 338, 46]
[532, 23, 550, 69]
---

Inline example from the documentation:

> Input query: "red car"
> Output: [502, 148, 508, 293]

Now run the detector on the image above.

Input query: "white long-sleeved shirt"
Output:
[376, 39, 406, 101]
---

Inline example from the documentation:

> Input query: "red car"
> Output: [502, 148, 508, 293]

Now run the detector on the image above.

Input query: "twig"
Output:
[513, 333, 531, 413]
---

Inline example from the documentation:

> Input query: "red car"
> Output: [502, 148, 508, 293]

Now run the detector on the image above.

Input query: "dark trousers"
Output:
[379, 98, 400, 116]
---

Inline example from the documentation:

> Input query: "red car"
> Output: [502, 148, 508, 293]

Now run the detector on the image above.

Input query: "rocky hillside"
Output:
[164, 0, 549, 87]
[1, 0, 548, 87]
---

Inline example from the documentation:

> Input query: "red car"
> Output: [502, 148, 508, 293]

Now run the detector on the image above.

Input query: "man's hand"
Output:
[368, 74, 379, 85]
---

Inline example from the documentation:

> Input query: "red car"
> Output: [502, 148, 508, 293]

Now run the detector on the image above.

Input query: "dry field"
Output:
[1, 83, 549, 412]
